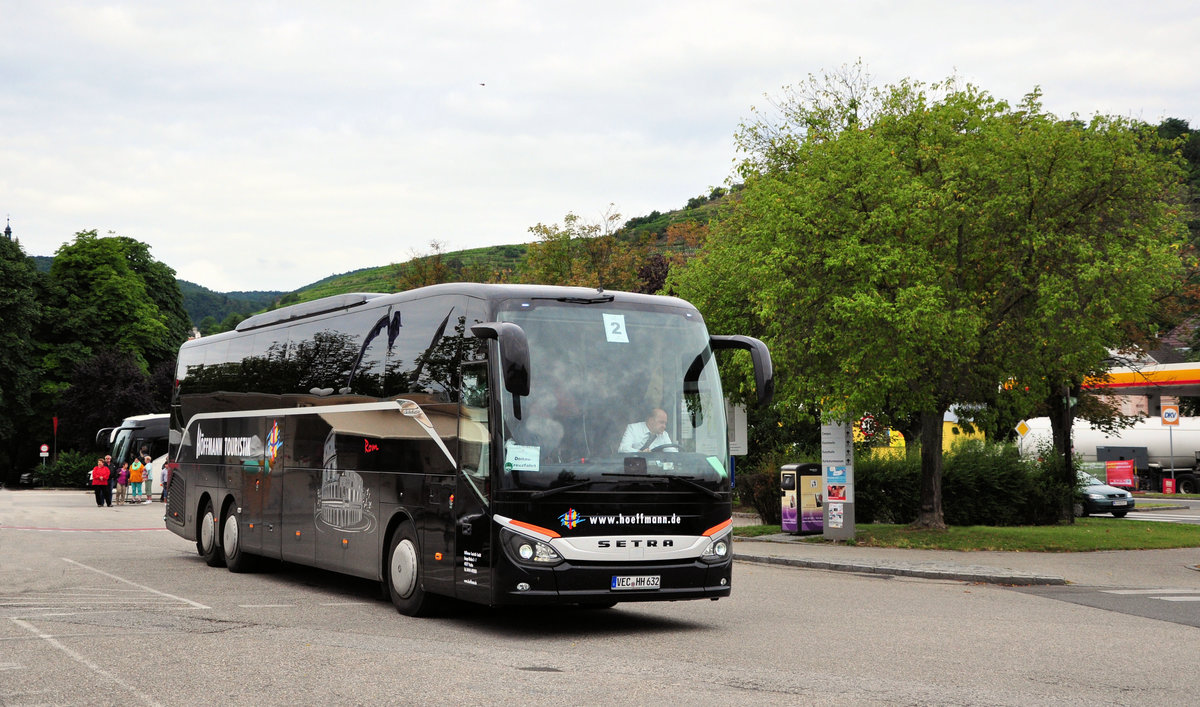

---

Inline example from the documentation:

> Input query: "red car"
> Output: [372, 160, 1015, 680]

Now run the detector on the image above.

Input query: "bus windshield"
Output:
[496, 298, 729, 492]
[112, 428, 136, 467]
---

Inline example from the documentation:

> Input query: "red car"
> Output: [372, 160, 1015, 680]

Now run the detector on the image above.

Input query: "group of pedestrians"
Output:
[89, 452, 160, 508]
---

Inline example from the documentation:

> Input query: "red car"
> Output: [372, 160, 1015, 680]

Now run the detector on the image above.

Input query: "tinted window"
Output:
[341, 306, 391, 397]
[286, 317, 362, 395]
[386, 295, 465, 401]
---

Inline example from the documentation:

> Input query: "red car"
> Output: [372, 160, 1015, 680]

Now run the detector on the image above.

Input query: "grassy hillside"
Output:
[286, 191, 730, 304]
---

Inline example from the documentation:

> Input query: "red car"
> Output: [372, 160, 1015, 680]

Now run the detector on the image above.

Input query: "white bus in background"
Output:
[96, 413, 170, 471]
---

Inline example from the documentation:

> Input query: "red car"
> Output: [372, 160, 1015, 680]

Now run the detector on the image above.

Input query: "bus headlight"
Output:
[701, 533, 731, 564]
[502, 528, 563, 567]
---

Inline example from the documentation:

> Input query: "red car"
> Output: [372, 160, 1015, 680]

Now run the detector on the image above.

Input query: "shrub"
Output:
[823, 439, 1074, 527]
[854, 451, 920, 524]
[30, 450, 94, 488]
[735, 453, 785, 524]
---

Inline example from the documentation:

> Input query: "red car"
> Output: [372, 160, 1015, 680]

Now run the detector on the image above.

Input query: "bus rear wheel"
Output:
[222, 506, 255, 573]
[197, 498, 225, 567]
[387, 522, 430, 616]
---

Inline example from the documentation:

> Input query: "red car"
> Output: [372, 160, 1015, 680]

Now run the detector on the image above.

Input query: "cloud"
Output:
[3, 1, 1198, 291]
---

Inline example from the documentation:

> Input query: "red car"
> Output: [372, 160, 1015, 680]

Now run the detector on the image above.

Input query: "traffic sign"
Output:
[39, 444, 49, 453]
[859, 413, 877, 440]
[1162, 405, 1180, 426]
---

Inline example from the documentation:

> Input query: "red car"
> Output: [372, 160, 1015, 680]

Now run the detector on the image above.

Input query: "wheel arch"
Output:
[381, 509, 417, 580]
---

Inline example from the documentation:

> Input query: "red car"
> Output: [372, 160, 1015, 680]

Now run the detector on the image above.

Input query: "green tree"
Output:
[520, 205, 649, 290]
[32, 231, 190, 459]
[58, 349, 155, 451]
[41, 231, 186, 374]
[671, 70, 1187, 528]
[198, 315, 220, 336]
[119, 238, 191, 365]
[219, 311, 247, 332]
[0, 234, 41, 482]
[395, 240, 453, 291]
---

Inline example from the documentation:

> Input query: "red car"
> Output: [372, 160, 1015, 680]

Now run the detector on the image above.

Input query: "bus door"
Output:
[413, 403, 458, 595]
[454, 360, 492, 603]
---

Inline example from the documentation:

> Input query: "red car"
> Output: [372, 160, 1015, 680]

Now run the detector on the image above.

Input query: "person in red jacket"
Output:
[90, 459, 111, 507]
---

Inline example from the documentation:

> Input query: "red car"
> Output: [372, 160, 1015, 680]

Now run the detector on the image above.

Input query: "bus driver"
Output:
[618, 407, 675, 453]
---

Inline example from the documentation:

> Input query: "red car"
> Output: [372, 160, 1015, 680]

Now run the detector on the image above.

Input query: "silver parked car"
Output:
[1076, 472, 1135, 518]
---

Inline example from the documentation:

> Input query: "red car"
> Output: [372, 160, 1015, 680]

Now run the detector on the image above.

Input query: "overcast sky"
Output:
[3, 1, 1198, 292]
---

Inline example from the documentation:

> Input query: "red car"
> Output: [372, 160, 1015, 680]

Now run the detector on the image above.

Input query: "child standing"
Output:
[129, 456, 145, 503]
[116, 463, 129, 505]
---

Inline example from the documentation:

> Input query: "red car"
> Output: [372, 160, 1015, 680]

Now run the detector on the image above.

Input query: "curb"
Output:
[733, 537, 1067, 586]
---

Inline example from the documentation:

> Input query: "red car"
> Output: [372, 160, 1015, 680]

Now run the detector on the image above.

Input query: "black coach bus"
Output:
[165, 283, 772, 615]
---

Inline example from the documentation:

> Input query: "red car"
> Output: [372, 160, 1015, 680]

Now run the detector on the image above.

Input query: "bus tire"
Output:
[386, 522, 430, 616]
[222, 505, 255, 573]
[197, 498, 225, 567]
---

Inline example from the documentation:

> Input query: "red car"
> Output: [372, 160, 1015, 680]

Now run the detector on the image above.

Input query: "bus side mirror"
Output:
[710, 335, 774, 408]
[470, 322, 531, 397]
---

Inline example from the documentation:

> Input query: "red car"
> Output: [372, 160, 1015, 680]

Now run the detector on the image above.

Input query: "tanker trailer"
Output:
[1016, 416, 1200, 493]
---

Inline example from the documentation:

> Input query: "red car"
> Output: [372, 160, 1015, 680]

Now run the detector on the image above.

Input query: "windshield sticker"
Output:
[602, 313, 629, 343]
[706, 456, 727, 479]
[504, 442, 540, 472]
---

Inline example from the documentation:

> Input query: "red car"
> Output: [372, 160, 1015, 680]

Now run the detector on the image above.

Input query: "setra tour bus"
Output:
[165, 283, 772, 615]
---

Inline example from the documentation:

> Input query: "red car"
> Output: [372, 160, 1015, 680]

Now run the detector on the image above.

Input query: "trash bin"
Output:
[781, 463, 822, 535]
[780, 466, 798, 533]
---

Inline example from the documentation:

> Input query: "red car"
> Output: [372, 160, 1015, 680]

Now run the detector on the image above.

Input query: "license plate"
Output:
[1112, 499, 1128, 506]
[611, 575, 660, 591]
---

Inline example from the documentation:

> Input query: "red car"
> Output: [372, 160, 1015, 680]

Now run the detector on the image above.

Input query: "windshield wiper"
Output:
[601, 472, 724, 499]
[556, 295, 615, 304]
[530, 480, 597, 500]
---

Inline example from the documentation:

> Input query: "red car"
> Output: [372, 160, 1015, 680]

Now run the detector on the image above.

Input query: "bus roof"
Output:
[183, 283, 699, 349]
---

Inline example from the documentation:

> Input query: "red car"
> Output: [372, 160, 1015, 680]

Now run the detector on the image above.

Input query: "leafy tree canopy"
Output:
[44, 230, 189, 373]
[57, 349, 155, 451]
[670, 65, 1188, 527]
[0, 235, 42, 472]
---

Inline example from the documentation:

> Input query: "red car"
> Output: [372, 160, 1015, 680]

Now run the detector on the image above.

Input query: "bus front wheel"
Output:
[197, 499, 225, 567]
[387, 523, 430, 616]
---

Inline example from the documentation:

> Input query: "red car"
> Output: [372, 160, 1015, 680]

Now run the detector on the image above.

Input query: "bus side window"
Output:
[386, 296, 463, 400]
[459, 361, 490, 503]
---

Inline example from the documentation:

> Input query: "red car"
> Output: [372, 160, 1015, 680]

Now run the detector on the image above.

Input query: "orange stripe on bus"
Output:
[703, 519, 733, 536]
[509, 519, 561, 538]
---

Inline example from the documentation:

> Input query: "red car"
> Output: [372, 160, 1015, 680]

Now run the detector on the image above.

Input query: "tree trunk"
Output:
[1047, 383, 1077, 522]
[896, 413, 922, 461]
[911, 409, 947, 530]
